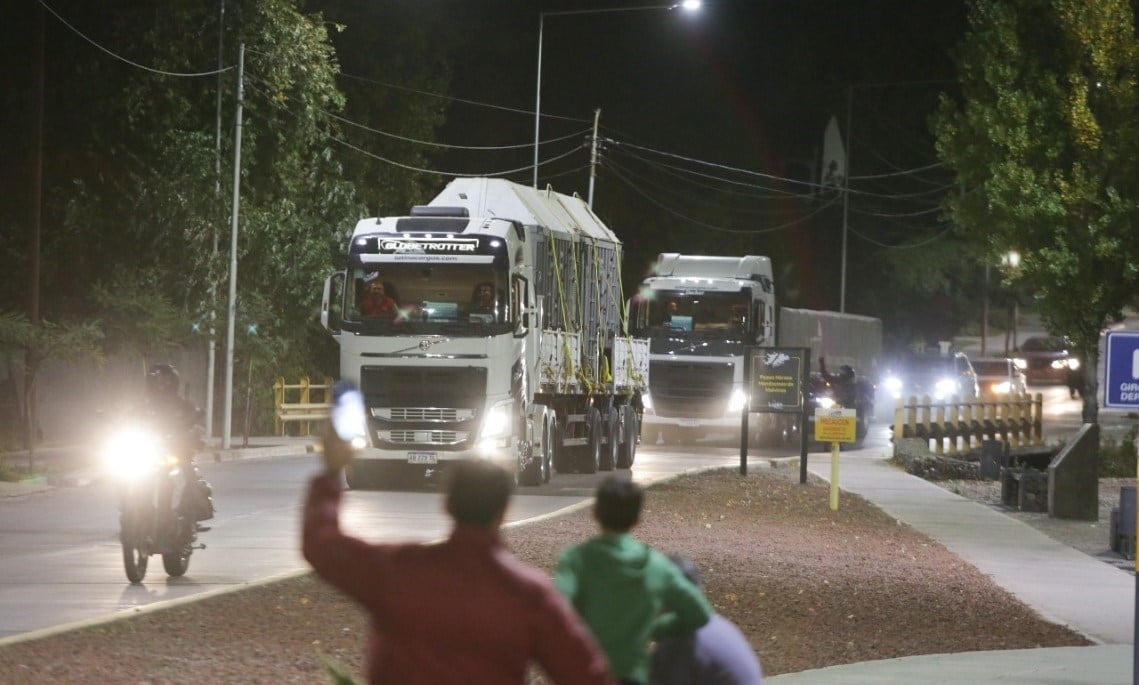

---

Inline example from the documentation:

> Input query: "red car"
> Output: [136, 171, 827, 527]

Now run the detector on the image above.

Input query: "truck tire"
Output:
[552, 416, 572, 474]
[616, 404, 637, 469]
[520, 417, 553, 486]
[600, 407, 618, 471]
[582, 407, 602, 474]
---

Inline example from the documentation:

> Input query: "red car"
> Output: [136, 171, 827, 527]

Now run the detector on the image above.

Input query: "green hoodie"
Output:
[555, 533, 712, 684]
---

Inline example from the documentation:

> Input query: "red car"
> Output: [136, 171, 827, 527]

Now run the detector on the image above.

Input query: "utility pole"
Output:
[222, 44, 244, 450]
[206, 0, 225, 443]
[587, 108, 601, 208]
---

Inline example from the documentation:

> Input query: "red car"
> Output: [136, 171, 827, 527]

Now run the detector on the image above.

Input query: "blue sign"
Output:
[1103, 330, 1139, 408]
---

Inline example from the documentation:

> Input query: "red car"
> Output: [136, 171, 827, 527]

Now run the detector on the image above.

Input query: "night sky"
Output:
[409, 0, 969, 308]
[2, 0, 970, 315]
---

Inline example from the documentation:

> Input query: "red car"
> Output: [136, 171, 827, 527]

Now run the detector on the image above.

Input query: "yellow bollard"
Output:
[829, 441, 840, 511]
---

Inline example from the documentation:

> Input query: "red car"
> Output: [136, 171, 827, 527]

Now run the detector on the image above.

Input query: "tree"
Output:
[0, 312, 102, 470]
[932, 0, 1139, 424]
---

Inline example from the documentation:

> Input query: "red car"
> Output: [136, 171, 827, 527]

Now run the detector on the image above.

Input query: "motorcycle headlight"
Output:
[727, 388, 748, 413]
[1013, 358, 1027, 370]
[102, 427, 165, 481]
[993, 381, 1011, 394]
[641, 392, 654, 412]
[1050, 359, 1067, 370]
[816, 396, 836, 409]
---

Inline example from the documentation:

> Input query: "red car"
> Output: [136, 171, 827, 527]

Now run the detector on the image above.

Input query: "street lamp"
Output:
[532, 1, 702, 190]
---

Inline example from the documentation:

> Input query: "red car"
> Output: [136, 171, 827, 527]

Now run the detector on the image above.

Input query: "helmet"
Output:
[146, 364, 180, 398]
[838, 365, 855, 382]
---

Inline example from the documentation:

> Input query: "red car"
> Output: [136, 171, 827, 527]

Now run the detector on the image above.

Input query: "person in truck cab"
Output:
[360, 274, 397, 317]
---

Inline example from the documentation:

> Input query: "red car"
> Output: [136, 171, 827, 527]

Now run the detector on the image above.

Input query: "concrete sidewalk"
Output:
[767, 451, 1135, 685]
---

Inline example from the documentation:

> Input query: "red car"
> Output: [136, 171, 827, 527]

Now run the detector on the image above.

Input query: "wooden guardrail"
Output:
[273, 376, 332, 436]
[893, 393, 1044, 456]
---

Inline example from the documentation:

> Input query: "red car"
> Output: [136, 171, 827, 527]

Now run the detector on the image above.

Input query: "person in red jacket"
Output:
[302, 409, 615, 685]
[360, 275, 397, 317]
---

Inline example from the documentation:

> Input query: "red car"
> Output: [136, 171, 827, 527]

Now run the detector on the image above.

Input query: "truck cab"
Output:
[629, 254, 775, 444]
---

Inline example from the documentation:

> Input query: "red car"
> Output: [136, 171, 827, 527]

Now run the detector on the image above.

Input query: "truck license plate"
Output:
[407, 452, 438, 465]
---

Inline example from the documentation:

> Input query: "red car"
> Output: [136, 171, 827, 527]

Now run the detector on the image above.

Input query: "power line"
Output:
[38, 0, 231, 78]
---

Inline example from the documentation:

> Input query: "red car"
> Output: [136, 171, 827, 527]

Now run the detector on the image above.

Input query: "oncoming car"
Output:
[1014, 336, 1079, 386]
[880, 349, 979, 403]
[971, 357, 1028, 397]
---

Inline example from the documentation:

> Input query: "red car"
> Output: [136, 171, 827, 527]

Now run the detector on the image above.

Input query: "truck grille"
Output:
[649, 360, 734, 418]
[360, 365, 487, 450]
[381, 430, 467, 446]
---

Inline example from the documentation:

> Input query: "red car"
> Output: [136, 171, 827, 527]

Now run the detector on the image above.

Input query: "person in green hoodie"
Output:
[556, 475, 713, 685]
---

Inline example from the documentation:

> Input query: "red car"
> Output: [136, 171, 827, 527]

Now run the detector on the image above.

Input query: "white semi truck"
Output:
[629, 253, 777, 444]
[320, 177, 649, 488]
[630, 253, 883, 447]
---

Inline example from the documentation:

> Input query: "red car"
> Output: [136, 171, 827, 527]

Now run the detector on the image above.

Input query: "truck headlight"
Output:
[727, 388, 748, 413]
[479, 400, 513, 440]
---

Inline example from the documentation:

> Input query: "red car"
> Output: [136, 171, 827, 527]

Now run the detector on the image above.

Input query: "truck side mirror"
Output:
[322, 271, 344, 333]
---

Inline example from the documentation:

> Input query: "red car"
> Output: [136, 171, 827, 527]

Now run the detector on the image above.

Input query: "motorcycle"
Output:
[101, 424, 212, 584]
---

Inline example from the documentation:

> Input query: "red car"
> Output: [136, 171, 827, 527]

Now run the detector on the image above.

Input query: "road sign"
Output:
[1104, 331, 1139, 408]
[814, 407, 857, 443]
[749, 347, 808, 412]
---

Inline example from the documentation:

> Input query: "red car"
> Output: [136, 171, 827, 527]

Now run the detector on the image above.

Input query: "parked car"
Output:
[880, 349, 980, 402]
[1014, 336, 1079, 385]
[971, 357, 1028, 397]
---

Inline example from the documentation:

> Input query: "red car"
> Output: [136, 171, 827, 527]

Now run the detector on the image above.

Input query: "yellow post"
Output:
[935, 402, 946, 455]
[1033, 393, 1044, 445]
[829, 441, 840, 511]
[893, 398, 904, 439]
[273, 377, 285, 436]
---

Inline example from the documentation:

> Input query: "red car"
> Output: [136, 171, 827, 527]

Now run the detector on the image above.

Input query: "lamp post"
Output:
[981, 249, 1020, 356]
[532, 1, 702, 191]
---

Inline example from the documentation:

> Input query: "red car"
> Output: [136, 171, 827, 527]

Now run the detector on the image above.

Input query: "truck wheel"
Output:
[600, 407, 618, 471]
[582, 407, 602, 474]
[552, 416, 572, 474]
[520, 418, 553, 486]
[616, 404, 637, 469]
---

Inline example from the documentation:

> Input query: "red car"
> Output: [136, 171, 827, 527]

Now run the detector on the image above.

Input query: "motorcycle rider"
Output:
[142, 364, 214, 527]
[818, 356, 858, 408]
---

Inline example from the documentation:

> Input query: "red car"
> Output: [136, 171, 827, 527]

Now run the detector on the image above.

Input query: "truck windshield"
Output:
[634, 291, 752, 336]
[342, 263, 510, 334]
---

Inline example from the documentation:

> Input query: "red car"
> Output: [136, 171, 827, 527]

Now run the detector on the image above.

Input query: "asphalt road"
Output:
[0, 440, 771, 642]
[0, 386, 1130, 644]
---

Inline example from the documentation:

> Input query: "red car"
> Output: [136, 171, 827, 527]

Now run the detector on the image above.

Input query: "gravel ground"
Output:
[0, 464, 1129, 685]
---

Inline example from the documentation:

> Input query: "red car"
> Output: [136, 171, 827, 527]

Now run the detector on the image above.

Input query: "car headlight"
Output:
[479, 400, 513, 440]
[883, 376, 903, 398]
[641, 392, 654, 412]
[1013, 358, 1027, 370]
[727, 388, 748, 413]
[1066, 358, 1080, 370]
[934, 378, 957, 398]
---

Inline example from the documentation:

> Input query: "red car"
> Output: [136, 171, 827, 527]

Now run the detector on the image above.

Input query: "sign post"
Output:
[814, 407, 856, 510]
[748, 347, 809, 479]
[1102, 330, 1139, 684]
